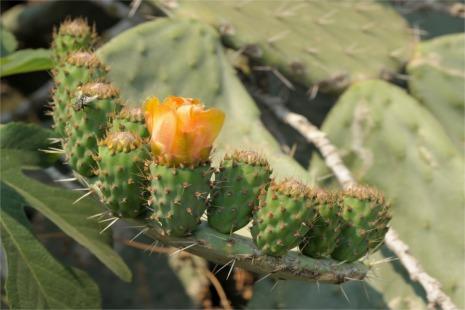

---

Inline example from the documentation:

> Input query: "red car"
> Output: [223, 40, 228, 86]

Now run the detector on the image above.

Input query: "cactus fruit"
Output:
[300, 191, 343, 259]
[52, 18, 96, 63]
[331, 187, 390, 262]
[110, 106, 149, 139]
[161, 1, 413, 92]
[148, 162, 212, 237]
[407, 33, 464, 150]
[251, 180, 317, 256]
[52, 52, 107, 137]
[95, 131, 149, 218]
[64, 82, 122, 177]
[208, 151, 272, 234]
[308, 80, 465, 306]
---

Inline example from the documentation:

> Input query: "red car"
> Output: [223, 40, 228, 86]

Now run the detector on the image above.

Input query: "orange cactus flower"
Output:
[144, 96, 225, 166]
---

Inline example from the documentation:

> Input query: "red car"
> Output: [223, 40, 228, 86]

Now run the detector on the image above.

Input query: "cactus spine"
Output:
[251, 180, 317, 256]
[95, 131, 149, 218]
[208, 151, 271, 234]
[331, 186, 391, 262]
[148, 162, 212, 237]
[64, 82, 122, 177]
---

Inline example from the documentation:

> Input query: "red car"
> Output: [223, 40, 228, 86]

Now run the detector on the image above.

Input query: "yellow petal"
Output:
[143, 96, 161, 134]
[174, 106, 225, 162]
[165, 96, 201, 109]
[150, 104, 178, 156]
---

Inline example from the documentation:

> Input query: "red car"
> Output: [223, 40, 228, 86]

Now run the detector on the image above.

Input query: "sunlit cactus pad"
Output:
[160, 0, 414, 91]
[407, 33, 465, 150]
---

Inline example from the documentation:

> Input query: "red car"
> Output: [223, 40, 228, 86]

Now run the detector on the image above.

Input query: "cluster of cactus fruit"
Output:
[50, 18, 391, 263]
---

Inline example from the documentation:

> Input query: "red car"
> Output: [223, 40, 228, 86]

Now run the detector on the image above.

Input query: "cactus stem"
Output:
[138, 220, 368, 284]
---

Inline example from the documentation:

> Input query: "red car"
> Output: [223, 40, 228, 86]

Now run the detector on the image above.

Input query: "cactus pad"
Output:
[52, 52, 107, 137]
[252, 179, 317, 256]
[110, 106, 149, 139]
[208, 151, 272, 234]
[331, 186, 390, 262]
[407, 33, 464, 150]
[148, 162, 212, 237]
[52, 18, 96, 63]
[95, 131, 149, 218]
[300, 191, 343, 259]
[162, 0, 413, 92]
[64, 82, 122, 177]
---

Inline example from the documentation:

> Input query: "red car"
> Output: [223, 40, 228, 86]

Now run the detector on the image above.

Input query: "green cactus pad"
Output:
[52, 52, 107, 137]
[252, 179, 317, 256]
[407, 33, 464, 151]
[161, 0, 413, 92]
[95, 131, 149, 218]
[331, 186, 390, 262]
[309, 80, 465, 306]
[64, 82, 122, 177]
[208, 151, 272, 234]
[110, 106, 149, 139]
[148, 162, 212, 237]
[52, 18, 97, 63]
[300, 191, 343, 259]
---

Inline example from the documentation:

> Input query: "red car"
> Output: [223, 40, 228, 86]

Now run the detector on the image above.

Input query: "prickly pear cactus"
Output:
[52, 18, 96, 63]
[97, 18, 318, 181]
[95, 131, 150, 218]
[331, 187, 390, 262]
[208, 151, 271, 234]
[52, 52, 107, 137]
[110, 106, 149, 139]
[148, 162, 212, 237]
[309, 80, 465, 307]
[300, 191, 342, 259]
[159, 0, 414, 92]
[407, 33, 464, 151]
[64, 82, 122, 177]
[251, 180, 317, 256]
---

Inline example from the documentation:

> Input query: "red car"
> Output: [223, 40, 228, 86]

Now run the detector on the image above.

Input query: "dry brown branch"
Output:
[255, 89, 457, 310]
[120, 238, 232, 309]
[205, 271, 232, 310]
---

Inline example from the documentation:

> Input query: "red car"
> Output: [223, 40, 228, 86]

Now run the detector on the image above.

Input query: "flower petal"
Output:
[144, 96, 161, 134]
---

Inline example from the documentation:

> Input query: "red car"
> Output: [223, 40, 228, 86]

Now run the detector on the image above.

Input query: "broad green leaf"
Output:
[0, 26, 18, 56]
[0, 48, 52, 77]
[0, 182, 101, 309]
[98, 18, 306, 180]
[0, 122, 58, 167]
[0, 122, 132, 282]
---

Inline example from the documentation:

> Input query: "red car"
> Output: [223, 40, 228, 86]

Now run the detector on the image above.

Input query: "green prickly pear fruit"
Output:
[95, 131, 150, 218]
[300, 191, 343, 258]
[331, 186, 391, 262]
[52, 52, 108, 137]
[251, 179, 318, 256]
[110, 106, 149, 139]
[52, 18, 97, 63]
[64, 82, 122, 177]
[148, 162, 213, 237]
[208, 150, 271, 234]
